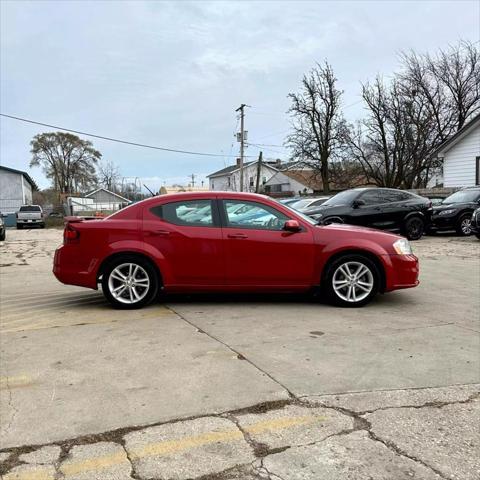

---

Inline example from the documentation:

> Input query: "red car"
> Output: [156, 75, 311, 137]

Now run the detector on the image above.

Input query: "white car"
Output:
[289, 197, 330, 212]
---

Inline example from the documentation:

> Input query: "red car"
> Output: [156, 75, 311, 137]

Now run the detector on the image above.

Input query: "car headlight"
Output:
[311, 213, 323, 219]
[438, 209, 456, 216]
[393, 238, 413, 255]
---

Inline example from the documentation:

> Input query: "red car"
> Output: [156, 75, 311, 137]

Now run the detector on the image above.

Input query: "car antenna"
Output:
[143, 184, 155, 197]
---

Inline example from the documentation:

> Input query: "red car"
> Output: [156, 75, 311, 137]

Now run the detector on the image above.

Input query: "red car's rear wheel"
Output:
[101, 255, 159, 309]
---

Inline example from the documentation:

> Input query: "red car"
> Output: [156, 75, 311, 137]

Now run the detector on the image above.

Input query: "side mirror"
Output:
[283, 219, 301, 232]
[352, 199, 365, 208]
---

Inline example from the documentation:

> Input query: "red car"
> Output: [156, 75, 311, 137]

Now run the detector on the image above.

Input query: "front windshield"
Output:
[443, 190, 480, 204]
[323, 190, 360, 206]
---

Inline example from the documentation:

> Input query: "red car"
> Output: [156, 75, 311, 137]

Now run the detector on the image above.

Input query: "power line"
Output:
[0, 113, 251, 158]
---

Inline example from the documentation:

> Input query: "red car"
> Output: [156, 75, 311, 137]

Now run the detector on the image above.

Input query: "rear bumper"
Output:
[17, 219, 44, 224]
[382, 254, 419, 292]
[53, 245, 98, 289]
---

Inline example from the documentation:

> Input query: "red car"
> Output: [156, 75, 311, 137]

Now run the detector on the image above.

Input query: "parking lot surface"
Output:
[0, 228, 479, 479]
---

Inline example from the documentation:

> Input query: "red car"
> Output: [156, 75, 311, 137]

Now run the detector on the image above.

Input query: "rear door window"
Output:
[380, 190, 410, 203]
[359, 191, 384, 205]
[150, 200, 215, 227]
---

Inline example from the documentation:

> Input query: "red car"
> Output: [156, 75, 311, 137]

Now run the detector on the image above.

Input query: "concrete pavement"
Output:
[0, 228, 479, 479]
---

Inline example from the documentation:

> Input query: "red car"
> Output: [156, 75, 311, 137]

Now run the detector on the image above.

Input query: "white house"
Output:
[0, 165, 37, 225]
[264, 169, 322, 195]
[433, 114, 480, 187]
[207, 159, 281, 192]
[67, 187, 131, 215]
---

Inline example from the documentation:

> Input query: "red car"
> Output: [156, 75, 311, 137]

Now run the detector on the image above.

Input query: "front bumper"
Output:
[382, 254, 419, 292]
[429, 212, 457, 231]
[470, 212, 480, 234]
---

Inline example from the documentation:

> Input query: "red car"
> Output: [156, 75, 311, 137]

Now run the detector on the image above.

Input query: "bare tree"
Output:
[97, 160, 121, 192]
[30, 132, 100, 194]
[429, 41, 480, 130]
[346, 41, 480, 188]
[286, 62, 346, 193]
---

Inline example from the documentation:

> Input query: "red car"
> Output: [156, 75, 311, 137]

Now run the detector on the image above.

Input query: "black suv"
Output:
[302, 188, 432, 240]
[430, 187, 480, 236]
[471, 208, 480, 239]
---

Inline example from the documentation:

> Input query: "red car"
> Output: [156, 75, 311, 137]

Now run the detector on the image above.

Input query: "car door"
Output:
[378, 190, 410, 229]
[348, 190, 385, 227]
[143, 198, 224, 286]
[220, 199, 315, 287]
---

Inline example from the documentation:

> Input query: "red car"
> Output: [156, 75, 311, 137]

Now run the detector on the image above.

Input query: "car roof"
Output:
[132, 191, 273, 208]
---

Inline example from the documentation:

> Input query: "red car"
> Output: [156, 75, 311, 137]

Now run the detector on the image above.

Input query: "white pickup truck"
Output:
[16, 205, 45, 229]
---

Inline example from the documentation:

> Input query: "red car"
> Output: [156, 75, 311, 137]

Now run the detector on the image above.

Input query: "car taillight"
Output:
[63, 225, 79, 244]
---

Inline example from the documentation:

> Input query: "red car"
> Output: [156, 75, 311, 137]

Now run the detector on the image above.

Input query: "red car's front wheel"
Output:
[101, 255, 159, 309]
[324, 254, 380, 307]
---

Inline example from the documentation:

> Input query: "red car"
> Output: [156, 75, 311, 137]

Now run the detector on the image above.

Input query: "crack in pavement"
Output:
[366, 430, 450, 480]
[301, 398, 453, 480]
[223, 413, 270, 458]
[2, 375, 20, 435]
[165, 305, 297, 399]
[304, 389, 480, 415]
[0, 392, 474, 480]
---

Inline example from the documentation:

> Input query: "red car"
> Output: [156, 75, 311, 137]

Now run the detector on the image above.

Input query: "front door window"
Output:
[224, 200, 289, 230]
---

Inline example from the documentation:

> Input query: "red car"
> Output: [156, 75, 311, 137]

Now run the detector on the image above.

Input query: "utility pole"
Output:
[236, 104, 248, 192]
[255, 151, 263, 193]
[190, 174, 196, 187]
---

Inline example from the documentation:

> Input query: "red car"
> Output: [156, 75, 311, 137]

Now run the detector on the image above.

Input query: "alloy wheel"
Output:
[407, 218, 423, 239]
[107, 263, 150, 304]
[461, 218, 472, 235]
[332, 261, 374, 303]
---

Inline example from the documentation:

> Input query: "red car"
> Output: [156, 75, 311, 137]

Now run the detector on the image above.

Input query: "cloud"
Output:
[1, 0, 478, 189]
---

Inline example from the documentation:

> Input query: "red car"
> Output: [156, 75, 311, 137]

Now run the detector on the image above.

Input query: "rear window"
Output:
[150, 200, 214, 227]
[19, 206, 41, 212]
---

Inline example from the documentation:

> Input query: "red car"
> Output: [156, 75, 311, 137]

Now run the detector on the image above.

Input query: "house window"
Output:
[212, 181, 214, 189]
[476, 156, 480, 185]
[227, 177, 231, 187]
[249, 177, 254, 187]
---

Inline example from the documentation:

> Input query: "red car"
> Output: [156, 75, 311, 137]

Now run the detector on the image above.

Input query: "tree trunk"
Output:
[321, 153, 330, 194]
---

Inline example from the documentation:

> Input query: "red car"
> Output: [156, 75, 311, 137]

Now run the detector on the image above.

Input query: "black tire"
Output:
[455, 213, 472, 236]
[403, 216, 424, 240]
[40, 223, 45, 229]
[16, 224, 23, 230]
[323, 254, 380, 307]
[0, 231, 5, 241]
[101, 255, 159, 309]
[476, 234, 480, 240]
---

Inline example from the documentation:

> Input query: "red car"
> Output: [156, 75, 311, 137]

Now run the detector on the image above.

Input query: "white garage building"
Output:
[433, 114, 480, 187]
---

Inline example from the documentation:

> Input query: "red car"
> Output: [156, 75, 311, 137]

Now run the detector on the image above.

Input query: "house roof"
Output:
[0, 165, 38, 190]
[207, 162, 254, 178]
[85, 187, 131, 203]
[207, 160, 281, 178]
[432, 113, 480, 158]
[280, 170, 324, 190]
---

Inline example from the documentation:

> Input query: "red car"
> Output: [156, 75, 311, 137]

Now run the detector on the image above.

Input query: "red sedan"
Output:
[53, 192, 419, 308]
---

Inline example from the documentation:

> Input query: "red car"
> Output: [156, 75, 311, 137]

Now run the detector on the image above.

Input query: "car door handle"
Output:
[227, 233, 248, 239]
[147, 230, 171, 236]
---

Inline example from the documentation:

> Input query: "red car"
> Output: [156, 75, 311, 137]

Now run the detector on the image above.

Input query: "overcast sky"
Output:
[1, 0, 479, 191]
